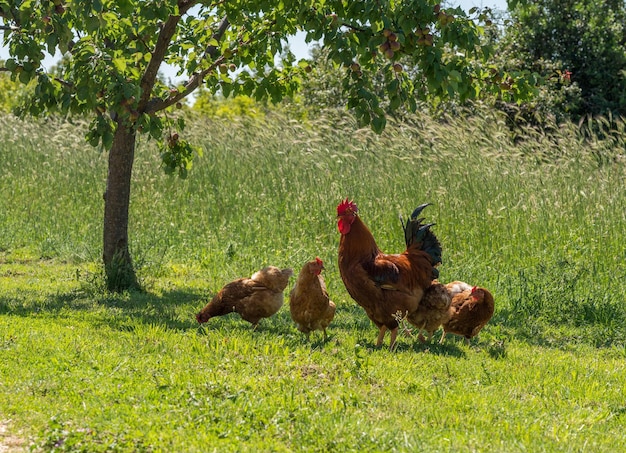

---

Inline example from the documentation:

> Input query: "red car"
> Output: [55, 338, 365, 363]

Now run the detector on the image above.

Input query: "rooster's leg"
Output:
[375, 326, 387, 347]
[389, 327, 398, 351]
[439, 331, 446, 344]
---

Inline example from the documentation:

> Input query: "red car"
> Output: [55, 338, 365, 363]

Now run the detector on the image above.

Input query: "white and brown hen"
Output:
[439, 281, 494, 343]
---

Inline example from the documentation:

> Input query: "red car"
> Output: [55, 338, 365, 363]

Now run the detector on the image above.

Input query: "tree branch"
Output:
[144, 15, 231, 114]
[138, 0, 199, 110]
[204, 14, 231, 60]
[138, 18, 183, 108]
[339, 21, 370, 34]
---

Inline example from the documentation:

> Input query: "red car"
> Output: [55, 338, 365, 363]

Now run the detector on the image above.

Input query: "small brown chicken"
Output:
[196, 266, 293, 328]
[440, 281, 494, 344]
[289, 257, 336, 340]
[407, 280, 452, 342]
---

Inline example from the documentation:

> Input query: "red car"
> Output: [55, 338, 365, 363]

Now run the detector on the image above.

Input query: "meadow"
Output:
[1, 109, 626, 452]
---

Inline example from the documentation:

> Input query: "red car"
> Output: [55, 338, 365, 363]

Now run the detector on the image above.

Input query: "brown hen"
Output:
[407, 280, 452, 342]
[440, 281, 494, 344]
[196, 266, 293, 328]
[289, 257, 336, 340]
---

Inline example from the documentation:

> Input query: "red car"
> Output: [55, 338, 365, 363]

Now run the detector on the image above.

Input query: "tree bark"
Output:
[103, 120, 139, 291]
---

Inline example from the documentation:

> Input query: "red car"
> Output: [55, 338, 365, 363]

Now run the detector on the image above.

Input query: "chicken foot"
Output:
[376, 325, 398, 350]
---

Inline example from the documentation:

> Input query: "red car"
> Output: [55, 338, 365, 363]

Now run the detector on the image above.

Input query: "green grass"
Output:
[1, 110, 626, 451]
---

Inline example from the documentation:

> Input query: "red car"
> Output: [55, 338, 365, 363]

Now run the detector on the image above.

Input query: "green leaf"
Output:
[18, 70, 31, 84]
[102, 129, 114, 150]
[45, 34, 58, 54]
[389, 95, 402, 110]
[4, 59, 16, 71]
[20, 0, 33, 11]
[87, 133, 100, 147]
[86, 15, 100, 34]
[449, 70, 462, 82]
[149, 117, 163, 141]
[113, 58, 127, 73]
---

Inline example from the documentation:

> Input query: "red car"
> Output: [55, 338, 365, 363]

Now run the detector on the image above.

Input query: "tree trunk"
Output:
[103, 121, 139, 291]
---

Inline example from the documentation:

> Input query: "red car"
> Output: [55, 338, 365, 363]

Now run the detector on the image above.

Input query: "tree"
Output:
[502, 0, 626, 121]
[1, 0, 512, 291]
[0, 58, 36, 111]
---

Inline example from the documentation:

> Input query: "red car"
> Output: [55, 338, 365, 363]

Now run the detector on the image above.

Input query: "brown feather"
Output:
[196, 266, 293, 327]
[407, 281, 452, 341]
[289, 259, 336, 339]
[337, 203, 437, 348]
[440, 282, 495, 342]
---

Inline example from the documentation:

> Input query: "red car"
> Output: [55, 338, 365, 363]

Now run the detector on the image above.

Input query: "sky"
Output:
[1, 0, 508, 81]
[452, 0, 507, 11]
[288, 0, 508, 59]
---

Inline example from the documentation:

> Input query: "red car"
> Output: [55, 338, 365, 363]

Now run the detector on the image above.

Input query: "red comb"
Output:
[337, 198, 358, 216]
[315, 257, 323, 266]
[471, 286, 478, 293]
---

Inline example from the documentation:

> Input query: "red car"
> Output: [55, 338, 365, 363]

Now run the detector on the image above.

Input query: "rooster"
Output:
[196, 266, 293, 328]
[289, 257, 336, 341]
[439, 281, 494, 344]
[407, 281, 452, 342]
[337, 199, 442, 349]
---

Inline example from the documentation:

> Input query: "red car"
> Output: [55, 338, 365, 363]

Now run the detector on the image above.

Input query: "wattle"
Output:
[338, 218, 351, 235]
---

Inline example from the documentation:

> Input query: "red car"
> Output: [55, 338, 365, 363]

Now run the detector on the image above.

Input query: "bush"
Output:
[192, 90, 263, 120]
[499, 0, 626, 121]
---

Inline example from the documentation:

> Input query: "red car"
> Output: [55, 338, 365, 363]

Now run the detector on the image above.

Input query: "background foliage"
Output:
[490, 0, 626, 124]
[0, 63, 32, 112]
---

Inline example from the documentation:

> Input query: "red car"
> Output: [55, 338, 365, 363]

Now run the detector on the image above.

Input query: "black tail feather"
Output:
[401, 203, 442, 267]
[410, 203, 431, 220]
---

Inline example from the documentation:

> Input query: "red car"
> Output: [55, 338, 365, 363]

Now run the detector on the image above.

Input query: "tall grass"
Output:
[1, 110, 626, 337]
[0, 116, 106, 262]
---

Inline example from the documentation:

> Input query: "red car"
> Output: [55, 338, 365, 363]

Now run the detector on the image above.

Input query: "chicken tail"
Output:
[401, 203, 442, 270]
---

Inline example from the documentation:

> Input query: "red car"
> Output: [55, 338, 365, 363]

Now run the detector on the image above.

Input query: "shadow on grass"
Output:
[0, 287, 207, 332]
[3, 286, 624, 351]
[406, 339, 467, 357]
[165, 296, 626, 353]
